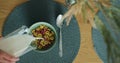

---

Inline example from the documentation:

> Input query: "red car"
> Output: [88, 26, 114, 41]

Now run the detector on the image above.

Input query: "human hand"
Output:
[0, 50, 19, 63]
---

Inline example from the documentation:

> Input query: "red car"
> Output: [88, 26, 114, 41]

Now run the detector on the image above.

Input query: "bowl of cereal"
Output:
[29, 22, 57, 53]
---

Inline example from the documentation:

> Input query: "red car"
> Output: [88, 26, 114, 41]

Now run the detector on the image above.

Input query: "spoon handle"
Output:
[59, 28, 63, 57]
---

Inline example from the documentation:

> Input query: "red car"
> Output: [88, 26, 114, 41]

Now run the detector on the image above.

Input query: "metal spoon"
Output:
[56, 14, 63, 57]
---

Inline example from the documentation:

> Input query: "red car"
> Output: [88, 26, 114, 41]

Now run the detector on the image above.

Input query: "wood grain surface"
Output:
[0, 0, 102, 63]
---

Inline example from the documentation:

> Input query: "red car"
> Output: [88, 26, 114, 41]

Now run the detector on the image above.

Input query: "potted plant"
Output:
[58, 0, 120, 63]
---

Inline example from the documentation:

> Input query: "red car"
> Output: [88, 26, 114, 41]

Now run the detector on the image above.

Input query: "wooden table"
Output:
[0, 0, 102, 63]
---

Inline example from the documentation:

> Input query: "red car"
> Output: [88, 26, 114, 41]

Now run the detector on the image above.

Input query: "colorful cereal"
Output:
[31, 24, 55, 50]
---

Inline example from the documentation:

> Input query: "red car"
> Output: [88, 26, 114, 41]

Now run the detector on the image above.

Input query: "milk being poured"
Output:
[0, 34, 38, 57]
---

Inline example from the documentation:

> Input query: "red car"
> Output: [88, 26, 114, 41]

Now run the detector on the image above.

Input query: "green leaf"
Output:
[86, 1, 94, 12]
[94, 15, 120, 63]
[82, 3, 87, 23]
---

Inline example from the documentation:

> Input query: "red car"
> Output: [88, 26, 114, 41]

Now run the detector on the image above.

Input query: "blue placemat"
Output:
[92, 0, 120, 63]
[92, 28, 107, 63]
[2, 0, 80, 63]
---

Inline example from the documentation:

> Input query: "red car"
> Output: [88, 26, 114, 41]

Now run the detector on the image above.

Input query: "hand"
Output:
[0, 50, 19, 63]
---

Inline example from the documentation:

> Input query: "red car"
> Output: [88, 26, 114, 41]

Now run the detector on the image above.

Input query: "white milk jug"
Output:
[0, 34, 37, 57]
[0, 26, 42, 57]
